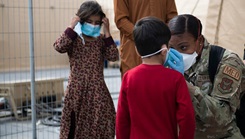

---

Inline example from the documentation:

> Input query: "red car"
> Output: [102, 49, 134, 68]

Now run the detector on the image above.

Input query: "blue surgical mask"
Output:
[164, 48, 175, 67]
[74, 22, 82, 36]
[163, 50, 169, 66]
[81, 22, 101, 37]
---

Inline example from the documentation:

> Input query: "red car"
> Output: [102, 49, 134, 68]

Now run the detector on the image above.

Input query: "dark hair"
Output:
[76, 0, 105, 23]
[133, 16, 171, 57]
[168, 14, 202, 40]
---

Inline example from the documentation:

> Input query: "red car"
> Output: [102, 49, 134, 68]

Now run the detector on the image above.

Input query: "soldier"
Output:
[167, 14, 245, 139]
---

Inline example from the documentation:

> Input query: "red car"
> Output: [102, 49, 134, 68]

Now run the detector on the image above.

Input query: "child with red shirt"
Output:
[116, 16, 196, 139]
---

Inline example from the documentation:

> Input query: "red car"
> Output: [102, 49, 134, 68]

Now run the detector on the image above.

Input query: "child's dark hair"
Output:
[76, 0, 105, 24]
[168, 14, 202, 40]
[133, 16, 171, 57]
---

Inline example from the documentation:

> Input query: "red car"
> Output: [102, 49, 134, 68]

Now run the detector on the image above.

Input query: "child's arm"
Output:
[116, 73, 130, 139]
[102, 17, 119, 61]
[53, 16, 79, 53]
[176, 75, 196, 139]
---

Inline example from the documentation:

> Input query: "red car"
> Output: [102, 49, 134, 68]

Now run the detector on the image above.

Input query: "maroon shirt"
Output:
[116, 64, 195, 139]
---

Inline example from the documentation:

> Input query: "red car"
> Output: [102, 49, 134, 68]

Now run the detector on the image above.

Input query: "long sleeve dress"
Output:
[53, 28, 119, 139]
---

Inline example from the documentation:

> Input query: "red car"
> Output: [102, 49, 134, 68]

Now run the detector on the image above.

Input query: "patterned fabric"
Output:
[185, 38, 245, 139]
[53, 28, 119, 139]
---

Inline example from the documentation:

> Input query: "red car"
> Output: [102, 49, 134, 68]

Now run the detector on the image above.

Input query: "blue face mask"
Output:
[81, 22, 101, 37]
[163, 50, 169, 66]
[164, 48, 175, 67]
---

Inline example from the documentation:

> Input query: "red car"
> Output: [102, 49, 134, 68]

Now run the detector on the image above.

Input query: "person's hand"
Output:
[68, 15, 80, 29]
[167, 48, 184, 74]
[185, 81, 195, 98]
[102, 17, 111, 38]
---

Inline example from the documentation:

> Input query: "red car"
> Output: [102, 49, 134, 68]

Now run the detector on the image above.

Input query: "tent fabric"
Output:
[205, 0, 245, 59]
[0, 0, 244, 72]
[175, 0, 210, 33]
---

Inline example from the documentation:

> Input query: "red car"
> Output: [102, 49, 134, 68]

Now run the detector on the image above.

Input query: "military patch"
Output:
[223, 65, 240, 80]
[218, 77, 233, 93]
[197, 75, 210, 82]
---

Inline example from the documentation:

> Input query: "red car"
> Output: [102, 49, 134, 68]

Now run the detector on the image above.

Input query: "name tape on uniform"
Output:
[223, 65, 240, 80]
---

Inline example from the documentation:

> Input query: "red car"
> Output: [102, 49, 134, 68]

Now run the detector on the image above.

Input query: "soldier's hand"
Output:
[167, 48, 184, 74]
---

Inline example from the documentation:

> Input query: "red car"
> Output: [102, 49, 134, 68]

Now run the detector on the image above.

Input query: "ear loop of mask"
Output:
[141, 48, 167, 59]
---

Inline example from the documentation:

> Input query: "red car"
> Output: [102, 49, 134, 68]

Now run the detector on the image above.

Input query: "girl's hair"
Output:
[76, 0, 105, 23]
[168, 14, 202, 40]
[133, 16, 171, 57]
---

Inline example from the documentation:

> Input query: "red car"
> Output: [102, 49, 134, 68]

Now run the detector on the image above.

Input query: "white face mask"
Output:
[141, 48, 166, 59]
[141, 48, 168, 65]
[180, 52, 198, 71]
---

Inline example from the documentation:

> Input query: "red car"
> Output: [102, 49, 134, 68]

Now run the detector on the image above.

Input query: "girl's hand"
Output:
[68, 15, 80, 29]
[102, 17, 111, 38]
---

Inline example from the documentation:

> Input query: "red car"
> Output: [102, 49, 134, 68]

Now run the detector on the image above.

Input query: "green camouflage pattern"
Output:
[185, 38, 245, 139]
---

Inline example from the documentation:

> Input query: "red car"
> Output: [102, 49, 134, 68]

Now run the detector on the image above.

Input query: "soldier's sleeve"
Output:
[187, 52, 244, 125]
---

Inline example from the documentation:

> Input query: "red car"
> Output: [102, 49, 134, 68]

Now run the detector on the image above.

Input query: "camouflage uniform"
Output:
[185, 38, 245, 139]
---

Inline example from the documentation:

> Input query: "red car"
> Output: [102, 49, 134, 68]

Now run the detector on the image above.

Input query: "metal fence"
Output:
[0, 0, 120, 138]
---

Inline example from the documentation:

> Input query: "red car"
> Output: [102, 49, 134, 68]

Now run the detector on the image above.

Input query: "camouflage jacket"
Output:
[185, 38, 245, 139]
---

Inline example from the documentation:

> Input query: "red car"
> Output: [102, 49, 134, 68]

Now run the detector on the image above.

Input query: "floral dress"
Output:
[53, 28, 119, 139]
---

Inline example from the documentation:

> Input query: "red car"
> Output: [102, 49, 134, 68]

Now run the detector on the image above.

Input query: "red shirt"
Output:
[116, 64, 195, 139]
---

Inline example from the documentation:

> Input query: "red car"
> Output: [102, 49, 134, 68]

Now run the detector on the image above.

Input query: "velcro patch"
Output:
[223, 65, 240, 80]
[218, 77, 233, 93]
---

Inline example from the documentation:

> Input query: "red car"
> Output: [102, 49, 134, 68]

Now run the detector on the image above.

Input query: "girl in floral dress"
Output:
[53, 1, 119, 138]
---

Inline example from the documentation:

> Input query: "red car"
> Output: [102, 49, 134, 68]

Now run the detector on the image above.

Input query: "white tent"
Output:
[175, 0, 210, 33]
[100, 0, 245, 59]
[162, 0, 245, 59]
[0, 0, 244, 72]
[205, 0, 245, 59]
